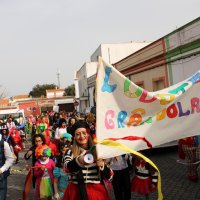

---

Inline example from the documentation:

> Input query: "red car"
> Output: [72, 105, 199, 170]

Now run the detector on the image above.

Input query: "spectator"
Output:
[0, 130, 15, 199]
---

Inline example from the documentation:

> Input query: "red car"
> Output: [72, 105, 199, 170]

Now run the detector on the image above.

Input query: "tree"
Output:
[29, 84, 57, 98]
[64, 84, 75, 96]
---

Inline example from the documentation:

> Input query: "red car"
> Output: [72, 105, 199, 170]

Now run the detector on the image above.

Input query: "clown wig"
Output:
[35, 144, 51, 158]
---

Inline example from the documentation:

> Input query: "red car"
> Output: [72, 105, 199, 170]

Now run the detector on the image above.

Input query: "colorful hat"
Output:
[73, 121, 87, 130]
[61, 133, 72, 141]
[38, 124, 46, 131]
[35, 144, 51, 158]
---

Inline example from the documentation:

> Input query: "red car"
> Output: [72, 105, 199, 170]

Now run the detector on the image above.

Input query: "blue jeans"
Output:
[0, 174, 7, 200]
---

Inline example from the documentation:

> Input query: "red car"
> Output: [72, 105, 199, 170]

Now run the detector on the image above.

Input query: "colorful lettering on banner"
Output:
[139, 117, 153, 125]
[117, 111, 128, 128]
[139, 90, 157, 103]
[124, 79, 142, 98]
[177, 102, 190, 117]
[101, 66, 117, 93]
[105, 110, 115, 129]
[156, 94, 175, 105]
[188, 72, 200, 84]
[168, 83, 188, 94]
[156, 109, 166, 121]
[127, 108, 145, 127]
[191, 97, 200, 114]
[166, 104, 178, 118]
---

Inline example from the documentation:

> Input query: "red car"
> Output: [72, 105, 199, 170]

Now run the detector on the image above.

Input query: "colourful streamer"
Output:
[23, 169, 32, 200]
[99, 139, 163, 200]
[105, 136, 152, 148]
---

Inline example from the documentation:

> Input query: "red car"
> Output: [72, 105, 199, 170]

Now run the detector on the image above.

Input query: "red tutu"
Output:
[131, 176, 156, 195]
[63, 182, 110, 200]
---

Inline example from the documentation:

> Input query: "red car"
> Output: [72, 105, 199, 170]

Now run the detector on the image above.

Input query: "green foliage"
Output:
[64, 84, 75, 96]
[29, 84, 57, 98]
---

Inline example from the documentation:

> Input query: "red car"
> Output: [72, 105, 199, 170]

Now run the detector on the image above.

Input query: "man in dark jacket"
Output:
[0, 126, 15, 200]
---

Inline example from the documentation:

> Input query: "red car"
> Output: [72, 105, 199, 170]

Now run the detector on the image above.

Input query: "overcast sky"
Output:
[0, 0, 199, 97]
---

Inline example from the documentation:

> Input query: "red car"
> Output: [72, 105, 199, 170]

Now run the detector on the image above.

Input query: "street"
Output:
[7, 146, 200, 200]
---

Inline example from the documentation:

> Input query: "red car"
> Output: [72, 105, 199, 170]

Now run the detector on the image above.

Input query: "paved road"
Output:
[7, 146, 200, 200]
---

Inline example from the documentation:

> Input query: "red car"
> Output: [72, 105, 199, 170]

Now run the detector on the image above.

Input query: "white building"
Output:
[77, 62, 97, 113]
[91, 42, 151, 64]
[76, 42, 151, 113]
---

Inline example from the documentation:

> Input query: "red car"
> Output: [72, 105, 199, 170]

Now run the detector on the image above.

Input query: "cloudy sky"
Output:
[0, 0, 199, 97]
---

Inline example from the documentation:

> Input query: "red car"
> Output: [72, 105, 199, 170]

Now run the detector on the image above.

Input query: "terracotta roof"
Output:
[0, 99, 9, 105]
[12, 95, 29, 100]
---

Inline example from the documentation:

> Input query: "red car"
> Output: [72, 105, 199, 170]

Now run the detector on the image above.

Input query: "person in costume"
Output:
[58, 132, 72, 152]
[0, 124, 21, 161]
[178, 135, 200, 181]
[24, 133, 46, 188]
[85, 113, 96, 143]
[106, 155, 131, 200]
[66, 117, 76, 137]
[62, 121, 113, 200]
[0, 128, 15, 200]
[34, 144, 55, 200]
[53, 142, 71, 200]
[54, 118, 67, 146]
[9, 128, 23, 163]
[6, 117, 16, 131]
[131, 154, 158, 200]
[37, 118, 52, 147]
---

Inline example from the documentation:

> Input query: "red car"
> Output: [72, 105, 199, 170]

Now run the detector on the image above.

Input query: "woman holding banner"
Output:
[62, 121, 113, 200]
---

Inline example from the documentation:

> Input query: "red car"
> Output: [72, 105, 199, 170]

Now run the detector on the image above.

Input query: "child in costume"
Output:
[54, 118, 67, 146]
[34, 144, 55, 200]
[131, 155, 158, 200]
[53, 140, 71, 200]
[10, 128, 23, 163]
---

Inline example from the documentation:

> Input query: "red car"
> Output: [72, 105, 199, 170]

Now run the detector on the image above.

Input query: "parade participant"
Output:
[6, 117, 16, 131]
[54, 118, 67, 146]
[28, 114, 36, 125]
[0, 124, 15, 147]
[37, 119, 52, 147]
[178, 136, 200, 181]
[44, 113, 50, 128]
[66, 117, 76, 137]
[24, 134, 46, 166]
[34, 145, 55, 200]
[106, 155, 131, 200]
[24, 133, 46, 188]
[85, 113, 96, 143]
[58, 132, 72, 151]
[37, 116, 48, 134]
[131, 154, 158, 200]
[9, 128, 23, 164]
[0, 128, 15, 200]
[0, 124, 20, 159]
[53, 142, 70, 200]
[63, 121, 113, 200]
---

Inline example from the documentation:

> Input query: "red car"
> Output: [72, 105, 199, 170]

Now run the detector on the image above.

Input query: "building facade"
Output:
[77, 62, 98, 113]
[114, 17, 200, 91]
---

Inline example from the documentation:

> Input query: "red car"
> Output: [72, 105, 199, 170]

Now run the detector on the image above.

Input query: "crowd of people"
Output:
[0, 110, 162, 200]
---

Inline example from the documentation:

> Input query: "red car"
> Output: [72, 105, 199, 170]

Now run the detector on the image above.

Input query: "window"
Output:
[152, 77, 166, 91]
[135, 81, 145, 89]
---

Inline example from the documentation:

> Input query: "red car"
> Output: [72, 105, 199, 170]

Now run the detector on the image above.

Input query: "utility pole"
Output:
[57, 69, 61, 88]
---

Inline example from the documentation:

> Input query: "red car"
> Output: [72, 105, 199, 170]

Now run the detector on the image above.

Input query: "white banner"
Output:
[96, 57, 200, 159]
